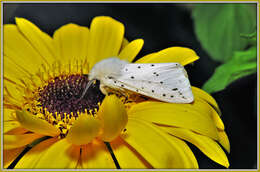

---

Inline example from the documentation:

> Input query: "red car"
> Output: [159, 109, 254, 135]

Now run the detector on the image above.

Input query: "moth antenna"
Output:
[79, 79, 96, 100]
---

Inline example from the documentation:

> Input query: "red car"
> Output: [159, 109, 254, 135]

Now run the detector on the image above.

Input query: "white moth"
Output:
[82, 57, 194, 103]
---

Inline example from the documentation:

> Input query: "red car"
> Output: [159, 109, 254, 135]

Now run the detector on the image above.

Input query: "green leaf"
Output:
[240, 31, 256, 39]
[240, 31, 257, 46]
[192, 4, 256, 62]
[202, 46, 257, 93]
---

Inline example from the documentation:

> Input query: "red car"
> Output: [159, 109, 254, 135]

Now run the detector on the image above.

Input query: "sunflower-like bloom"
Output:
[3, 16, 230, 169]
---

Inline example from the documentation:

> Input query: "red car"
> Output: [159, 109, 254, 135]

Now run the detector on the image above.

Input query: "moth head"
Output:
[89, 57, 129, 81]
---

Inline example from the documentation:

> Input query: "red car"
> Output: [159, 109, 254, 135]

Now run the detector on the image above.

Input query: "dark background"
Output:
[3, 3, 258, 169]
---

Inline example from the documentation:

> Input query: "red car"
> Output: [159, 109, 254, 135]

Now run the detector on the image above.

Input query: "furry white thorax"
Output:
[88, 57, 129, 81]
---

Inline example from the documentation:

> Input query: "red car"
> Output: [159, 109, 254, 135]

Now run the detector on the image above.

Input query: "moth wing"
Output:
[115, 63, 194, 103]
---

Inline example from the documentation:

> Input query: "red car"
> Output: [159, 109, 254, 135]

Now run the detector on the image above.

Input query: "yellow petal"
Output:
[193, 98, 224, 130]
[4, 109, 16, 122]
[128, 101, 218, 140]
[34, 139, 80, 168]
[81, 140, 116, 168]
[164, 133, 199, 168]
[124, 118, 194, 168]
[162, 127, 229, 168]
[212, 108, 225, 130]
[53, 23, 89, 62]
[4, 56, 32, 86]
[138, 52, 157, 61]
[66, 115, 101, 145]
[111, 137, 152, 168]
[192, 86, 221, 115]
[87, 16, 125, 69]
[3, 146, 25, 168]
[192, 87, 224, 130]
[4, 121, 20, 134]
[4, 79, 24, 105]
[4, 134, 43, 150]
[5, 126, 28, 135]
[218, 130, 230, 153]
[15, 138, 58, 168]
[118, 39, 144, 62]
[15, 17, 56, 64]
[120, 38, 129, 51]
[4, 24, 47, 74]
[16, 110, 60, 137]
[3, 110, 22, 134]
[136, 47, 199, 66]
[98, 95, 128, 142]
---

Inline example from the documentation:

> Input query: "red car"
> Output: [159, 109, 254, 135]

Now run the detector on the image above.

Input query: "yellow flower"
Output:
[3, 16, 230, 169]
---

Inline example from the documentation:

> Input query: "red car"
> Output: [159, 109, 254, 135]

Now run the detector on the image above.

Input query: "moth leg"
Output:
[99, 84, 109, 95]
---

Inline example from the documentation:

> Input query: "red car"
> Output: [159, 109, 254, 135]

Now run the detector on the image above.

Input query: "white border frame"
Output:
[0, 1, 259, 171]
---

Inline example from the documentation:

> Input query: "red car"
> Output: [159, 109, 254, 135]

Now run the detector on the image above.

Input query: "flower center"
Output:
[31, 74, 105, 137]
[37, 74, 105, 115]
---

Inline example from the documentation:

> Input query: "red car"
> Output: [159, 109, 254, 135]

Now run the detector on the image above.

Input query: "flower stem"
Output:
[104, 142, 121, 169]
[7, 136, 51, 169]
